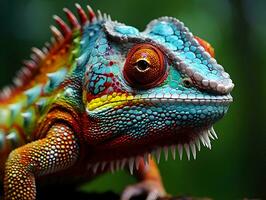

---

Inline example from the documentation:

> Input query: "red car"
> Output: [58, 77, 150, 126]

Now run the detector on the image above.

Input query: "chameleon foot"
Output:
[121, 180, 167, 200]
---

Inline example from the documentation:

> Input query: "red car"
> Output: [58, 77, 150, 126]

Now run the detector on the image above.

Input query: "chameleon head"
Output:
[82, 17, 234, 160]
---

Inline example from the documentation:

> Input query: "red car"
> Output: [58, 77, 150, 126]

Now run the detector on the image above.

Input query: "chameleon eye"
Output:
[123, 44, 166, 89]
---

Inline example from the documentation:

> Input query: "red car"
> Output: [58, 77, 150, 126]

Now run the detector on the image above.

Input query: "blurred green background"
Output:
[0, 0, 265, 199]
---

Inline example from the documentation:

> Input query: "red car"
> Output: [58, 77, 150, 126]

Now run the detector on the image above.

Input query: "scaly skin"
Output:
[0, 4, 234, 200]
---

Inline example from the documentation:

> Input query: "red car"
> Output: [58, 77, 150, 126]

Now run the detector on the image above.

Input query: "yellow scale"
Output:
[87, 92, 141, 111]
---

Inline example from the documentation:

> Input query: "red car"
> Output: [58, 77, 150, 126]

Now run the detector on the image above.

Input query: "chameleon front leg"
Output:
[3, 123, 79, 200]
[121, 157, 167, 200]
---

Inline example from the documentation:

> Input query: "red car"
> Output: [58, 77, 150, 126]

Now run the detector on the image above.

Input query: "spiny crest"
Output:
[0, 4, 111, 101]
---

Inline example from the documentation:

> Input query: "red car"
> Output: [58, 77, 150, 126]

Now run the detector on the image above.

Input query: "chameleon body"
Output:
[0, 4, 234, 200]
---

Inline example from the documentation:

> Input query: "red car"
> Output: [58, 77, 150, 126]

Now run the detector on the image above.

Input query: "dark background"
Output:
[0, 0, 265, 199]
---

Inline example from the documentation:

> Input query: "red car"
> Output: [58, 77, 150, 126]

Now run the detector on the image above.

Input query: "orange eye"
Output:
[123, 44, 166, 89]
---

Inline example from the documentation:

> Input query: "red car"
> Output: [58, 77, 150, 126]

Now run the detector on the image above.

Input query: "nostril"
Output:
[182, 78, 193, 88]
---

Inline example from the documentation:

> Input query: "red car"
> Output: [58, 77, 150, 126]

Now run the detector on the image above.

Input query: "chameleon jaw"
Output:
[87, 126, 218, 175]
[86, 93, 233, 112]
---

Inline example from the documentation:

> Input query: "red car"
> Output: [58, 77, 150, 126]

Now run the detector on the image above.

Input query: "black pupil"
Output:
[136, 60, 150, 71]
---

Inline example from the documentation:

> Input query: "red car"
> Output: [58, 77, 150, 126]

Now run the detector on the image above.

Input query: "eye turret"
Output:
[123, 44, 166, 89]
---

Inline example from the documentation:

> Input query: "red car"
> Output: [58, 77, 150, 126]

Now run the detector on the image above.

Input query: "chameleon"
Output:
[0, 3, 234, 200]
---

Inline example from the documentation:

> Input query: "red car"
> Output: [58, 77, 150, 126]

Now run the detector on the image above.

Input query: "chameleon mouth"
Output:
[141, 93, 233, 105]
[87, 126, 218, 174]
[87, 93, 233, 112]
